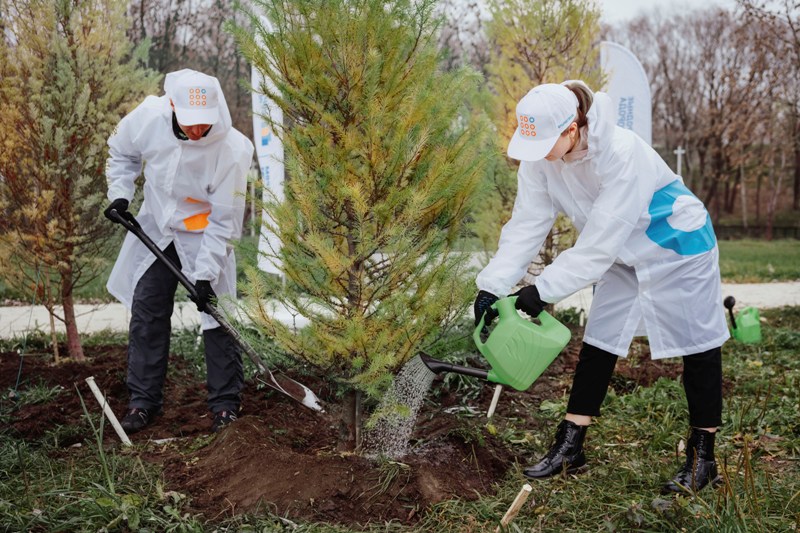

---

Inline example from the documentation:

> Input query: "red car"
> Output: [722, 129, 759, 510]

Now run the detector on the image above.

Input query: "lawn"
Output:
[718, 239, 800, 282]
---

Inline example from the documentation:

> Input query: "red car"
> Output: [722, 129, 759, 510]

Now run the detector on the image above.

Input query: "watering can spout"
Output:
[419, 353, 489, 380]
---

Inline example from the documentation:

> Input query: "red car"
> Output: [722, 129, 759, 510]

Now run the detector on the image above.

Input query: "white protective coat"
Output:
[477, 92, 729, 359]
[106, 71, 254, 330]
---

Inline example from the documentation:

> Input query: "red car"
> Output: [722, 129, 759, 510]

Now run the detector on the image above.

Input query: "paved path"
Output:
[557, 281, 800, 318]
[1, 282, 798, 339]
[0, 301, 311, 339]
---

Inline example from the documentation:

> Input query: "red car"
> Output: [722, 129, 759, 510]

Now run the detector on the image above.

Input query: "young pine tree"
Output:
[0, 0, 159, 360]
[232, 0, 487, 449]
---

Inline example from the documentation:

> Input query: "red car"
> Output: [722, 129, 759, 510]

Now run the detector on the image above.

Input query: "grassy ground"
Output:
[2, 308, 798, 532]
[718, 240, 800, 282]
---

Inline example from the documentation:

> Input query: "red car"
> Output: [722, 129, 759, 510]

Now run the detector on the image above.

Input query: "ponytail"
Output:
[562, 80, 593, 129]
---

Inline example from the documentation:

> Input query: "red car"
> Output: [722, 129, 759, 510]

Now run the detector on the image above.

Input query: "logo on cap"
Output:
[519, 114, 537, 138]
[556, 113, 576, 130]
[188, 87, 208, 107]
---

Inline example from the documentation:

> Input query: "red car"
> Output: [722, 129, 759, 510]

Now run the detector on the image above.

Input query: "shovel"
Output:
[108, 209, 324, 412]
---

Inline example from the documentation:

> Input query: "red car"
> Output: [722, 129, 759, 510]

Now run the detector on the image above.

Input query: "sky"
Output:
[596, 0, 739, 24]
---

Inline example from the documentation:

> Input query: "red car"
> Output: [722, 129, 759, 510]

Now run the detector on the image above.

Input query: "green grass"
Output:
[0, 432, 205, 531]
[718, 239, 800, 282]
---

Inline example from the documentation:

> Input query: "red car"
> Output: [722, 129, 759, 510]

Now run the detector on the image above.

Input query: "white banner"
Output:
[600, 41, 652, 146]
[252, 60, 285, 275]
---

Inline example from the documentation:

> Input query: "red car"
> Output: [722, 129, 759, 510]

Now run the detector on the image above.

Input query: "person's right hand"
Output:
[103, 198, 130, 223]
[191, 280, 217, 313]
[474, 290, 499, 327]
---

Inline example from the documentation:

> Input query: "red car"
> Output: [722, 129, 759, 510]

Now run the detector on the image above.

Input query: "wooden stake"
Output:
[85, 377, 131, 446]
[495, 483, 532, 532]
[487, 384, 503, 419]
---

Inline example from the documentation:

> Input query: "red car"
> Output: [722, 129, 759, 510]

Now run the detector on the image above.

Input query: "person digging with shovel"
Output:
[103, 69, 254, 434]
[474, 81, 729, 494]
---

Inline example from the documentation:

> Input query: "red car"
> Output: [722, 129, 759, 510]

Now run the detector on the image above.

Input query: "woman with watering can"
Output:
[474, 81, 729, 494]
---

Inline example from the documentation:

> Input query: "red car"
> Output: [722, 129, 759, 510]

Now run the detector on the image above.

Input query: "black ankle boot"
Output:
[523, 420, 588, 479]
[662, 428, 721, 494]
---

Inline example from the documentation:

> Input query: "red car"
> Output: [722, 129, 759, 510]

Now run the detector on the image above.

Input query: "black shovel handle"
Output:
[108, 209, 270, 373]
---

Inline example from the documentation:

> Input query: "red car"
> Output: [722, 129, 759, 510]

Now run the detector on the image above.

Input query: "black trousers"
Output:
[566, 342, 723, 428]
[127, 243, 243, 413]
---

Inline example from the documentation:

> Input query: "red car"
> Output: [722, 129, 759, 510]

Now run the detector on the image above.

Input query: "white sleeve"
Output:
[476, 163, 556, 297]
[194, 138, 254, 282]
[105, 110, 143, 202]
[536, 141, 657, 302]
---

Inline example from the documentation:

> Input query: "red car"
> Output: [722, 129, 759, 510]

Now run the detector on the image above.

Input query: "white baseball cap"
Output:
[507, 83, 579, 161]
[166, 70, 220, 126]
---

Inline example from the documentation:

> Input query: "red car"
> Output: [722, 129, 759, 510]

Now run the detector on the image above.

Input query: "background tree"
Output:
[475, 0, 604, 281]
[436, 0, 490, 74]
[0, 0, 159, 360]
[612, 7, 792, 236]
[126, 0, 252, 133]
[232, 0, 487, 450]
[740, 0, 800, 214]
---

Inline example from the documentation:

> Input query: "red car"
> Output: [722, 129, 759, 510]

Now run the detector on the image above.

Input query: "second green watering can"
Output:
[421, 296, 571, 391]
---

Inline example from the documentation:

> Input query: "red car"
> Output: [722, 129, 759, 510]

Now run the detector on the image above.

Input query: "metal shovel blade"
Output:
[258, 373, 325, 412]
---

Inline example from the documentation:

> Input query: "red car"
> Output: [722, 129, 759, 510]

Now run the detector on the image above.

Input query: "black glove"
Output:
[103, 198, 129, 222]
[514, 285, 546, 318]
[474, 290, 499, 327]
[191, 280, 216, 312]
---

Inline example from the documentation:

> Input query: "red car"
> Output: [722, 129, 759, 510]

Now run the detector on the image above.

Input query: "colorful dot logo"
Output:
[188, 87, 208, 106]
[519, 114, 537, 138]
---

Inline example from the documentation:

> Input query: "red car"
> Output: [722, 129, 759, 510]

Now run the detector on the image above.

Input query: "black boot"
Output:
[662, 428, 721, 494]
[523, 420, 588, 479]
[119, 407, 161, 434]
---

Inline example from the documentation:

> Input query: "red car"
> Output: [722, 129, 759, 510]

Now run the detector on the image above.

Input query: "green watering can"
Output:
[724, 296, 762, 344]
[420, 296, 571, 391]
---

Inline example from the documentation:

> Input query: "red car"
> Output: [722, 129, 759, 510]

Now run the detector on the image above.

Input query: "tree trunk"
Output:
[740, 165, 748, 229]
[45, 275, 61, 364]
[337, 389, 362, 452]
[794, 126, 800, 211]
[765, 152, 786, 242]
[704, 173, 721, 220]
[60, 268, 85, 361]
[755, 169, 762, 224]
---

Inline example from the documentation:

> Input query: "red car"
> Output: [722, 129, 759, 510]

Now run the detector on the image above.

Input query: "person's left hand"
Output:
[514, 285, 547, 318]
[191, 280, 216, 312]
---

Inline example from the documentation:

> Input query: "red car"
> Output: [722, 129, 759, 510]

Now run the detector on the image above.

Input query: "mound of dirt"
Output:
[0, 334, 690, 528]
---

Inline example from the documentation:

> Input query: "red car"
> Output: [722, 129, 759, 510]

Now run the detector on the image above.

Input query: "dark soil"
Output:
[0, 334, 689, 528]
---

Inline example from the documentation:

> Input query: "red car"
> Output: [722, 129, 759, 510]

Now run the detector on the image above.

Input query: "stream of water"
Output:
[363, 354, 436, 459]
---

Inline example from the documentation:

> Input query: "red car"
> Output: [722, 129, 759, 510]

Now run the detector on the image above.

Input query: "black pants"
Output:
[127, 243, 243, 413]
[566, 342, 723, 428]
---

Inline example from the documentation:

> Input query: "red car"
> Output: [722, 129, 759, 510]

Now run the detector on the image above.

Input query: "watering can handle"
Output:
[473, 296, 521, 349]
[474, 311, 488, 349]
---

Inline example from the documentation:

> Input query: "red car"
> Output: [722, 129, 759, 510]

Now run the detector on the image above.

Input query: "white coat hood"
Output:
[583, 91, 616, 161]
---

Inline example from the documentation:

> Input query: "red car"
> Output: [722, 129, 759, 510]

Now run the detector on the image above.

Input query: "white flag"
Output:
[600, 41, 652, 146]
[251, 41, 285, 275]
